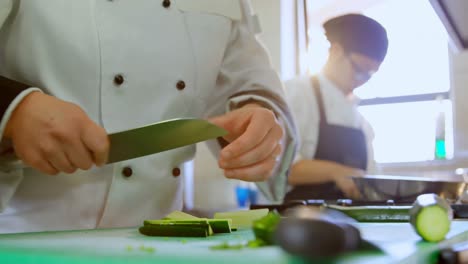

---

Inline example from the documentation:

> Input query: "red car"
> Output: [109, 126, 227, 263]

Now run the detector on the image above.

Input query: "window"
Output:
[304, 0, 453, 163]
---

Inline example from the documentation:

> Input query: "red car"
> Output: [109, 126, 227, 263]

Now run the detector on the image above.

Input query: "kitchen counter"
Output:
[0, 221, 467, 264]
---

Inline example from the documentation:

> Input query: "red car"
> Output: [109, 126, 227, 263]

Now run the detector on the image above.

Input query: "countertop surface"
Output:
[0, 221, 467, 264]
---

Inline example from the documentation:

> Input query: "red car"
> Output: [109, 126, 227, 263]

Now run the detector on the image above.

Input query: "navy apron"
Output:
[285, 76, 368, 201]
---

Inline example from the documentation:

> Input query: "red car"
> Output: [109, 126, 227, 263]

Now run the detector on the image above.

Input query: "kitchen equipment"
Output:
[0, 118, 227, 171]
[251, 199, 468, 221]
[351, 175, 467, 203]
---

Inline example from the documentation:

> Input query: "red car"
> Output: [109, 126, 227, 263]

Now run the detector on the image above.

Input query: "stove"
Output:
[250, 199, 468, 220]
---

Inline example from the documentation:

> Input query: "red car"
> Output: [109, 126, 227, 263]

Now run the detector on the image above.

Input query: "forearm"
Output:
[0, 76, 41, 153]
[288, 159, 360, 185]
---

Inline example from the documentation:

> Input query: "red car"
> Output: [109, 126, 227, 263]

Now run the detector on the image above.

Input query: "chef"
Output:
[0, 0, 297, 233]
[284, 14, 388, 200]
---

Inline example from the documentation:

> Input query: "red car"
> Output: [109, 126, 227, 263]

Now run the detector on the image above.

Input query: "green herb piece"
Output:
[139, 245, 156, 253]
[246, 239, 267, 248]
[252, 212, 281, 245]
[210, 242, 244, 250]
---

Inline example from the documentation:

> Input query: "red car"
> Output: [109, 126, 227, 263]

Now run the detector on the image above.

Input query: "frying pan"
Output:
[351, 175, 467, 202]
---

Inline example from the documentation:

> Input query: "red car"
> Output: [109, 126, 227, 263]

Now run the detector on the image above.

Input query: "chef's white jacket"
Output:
[0, 0, 297, 233]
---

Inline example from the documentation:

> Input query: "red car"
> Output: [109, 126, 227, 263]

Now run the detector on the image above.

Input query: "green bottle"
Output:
[434, 97, 446, 160]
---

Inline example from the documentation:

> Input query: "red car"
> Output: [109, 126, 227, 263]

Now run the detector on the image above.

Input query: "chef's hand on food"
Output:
[209, 104, 283, 182]
[333, 166, 365, 200]
[4, 92, 109, 175]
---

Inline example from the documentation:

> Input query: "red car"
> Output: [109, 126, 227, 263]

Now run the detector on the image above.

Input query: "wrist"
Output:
[4, 91, 41, 139]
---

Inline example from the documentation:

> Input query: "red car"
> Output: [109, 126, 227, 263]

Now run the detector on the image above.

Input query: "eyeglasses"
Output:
[347, 55, 376, 82]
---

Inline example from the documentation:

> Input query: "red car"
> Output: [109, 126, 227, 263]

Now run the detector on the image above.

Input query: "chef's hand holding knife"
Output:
[209, 103, 284, 182]
[4, 93, 284, 182]
[4, 92, 110, 175]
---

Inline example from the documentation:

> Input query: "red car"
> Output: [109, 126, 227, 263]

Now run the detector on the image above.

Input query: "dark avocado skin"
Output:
[275, 217, 362, 258]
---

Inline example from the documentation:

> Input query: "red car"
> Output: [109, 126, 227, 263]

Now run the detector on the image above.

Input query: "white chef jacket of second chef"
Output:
[0, 0, 297, 233]
[284, 73, 376, 172]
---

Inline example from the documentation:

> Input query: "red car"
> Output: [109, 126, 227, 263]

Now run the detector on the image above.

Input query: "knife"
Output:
[0, 118, 227, 171]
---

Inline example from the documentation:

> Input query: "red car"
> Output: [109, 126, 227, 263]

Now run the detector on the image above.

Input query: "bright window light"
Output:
[359, 100, 453, 163]
[354, 0, 450, 99]
[305, 0, 453, 164]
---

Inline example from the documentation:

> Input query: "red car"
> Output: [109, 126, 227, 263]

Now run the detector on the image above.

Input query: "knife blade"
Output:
[0, 118, 227, 171]
[107, 118, 227, 163]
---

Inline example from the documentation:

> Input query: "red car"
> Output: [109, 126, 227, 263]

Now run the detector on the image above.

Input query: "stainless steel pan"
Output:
[351, 175, 467, 202]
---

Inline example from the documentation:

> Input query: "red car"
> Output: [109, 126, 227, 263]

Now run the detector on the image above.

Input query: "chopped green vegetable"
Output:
[252, 212, 281, 245]
[214, 209, 269, 229]
[139, 224, 212, 237]
[139, 245, 156, 253]
[125, 246, 133, 252]
[162, 211, 200, 220]
[246, 239, 266, 248]
[210, 242, 244, 250]
[140, 211, 233, 238]
[327, 205, 411, 222]
[206, 219, 232, 233]
[144, 219, 209, 226]
[410, 193, 453, 242]
[209, 239, 268, 251]
[144, 219, 231, 234]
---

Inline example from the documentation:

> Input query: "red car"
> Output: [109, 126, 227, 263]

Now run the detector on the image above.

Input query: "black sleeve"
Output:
[0, 76, 31, 120]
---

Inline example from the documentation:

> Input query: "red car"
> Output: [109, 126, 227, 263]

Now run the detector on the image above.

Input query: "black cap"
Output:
[324, 14, 388, 62]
